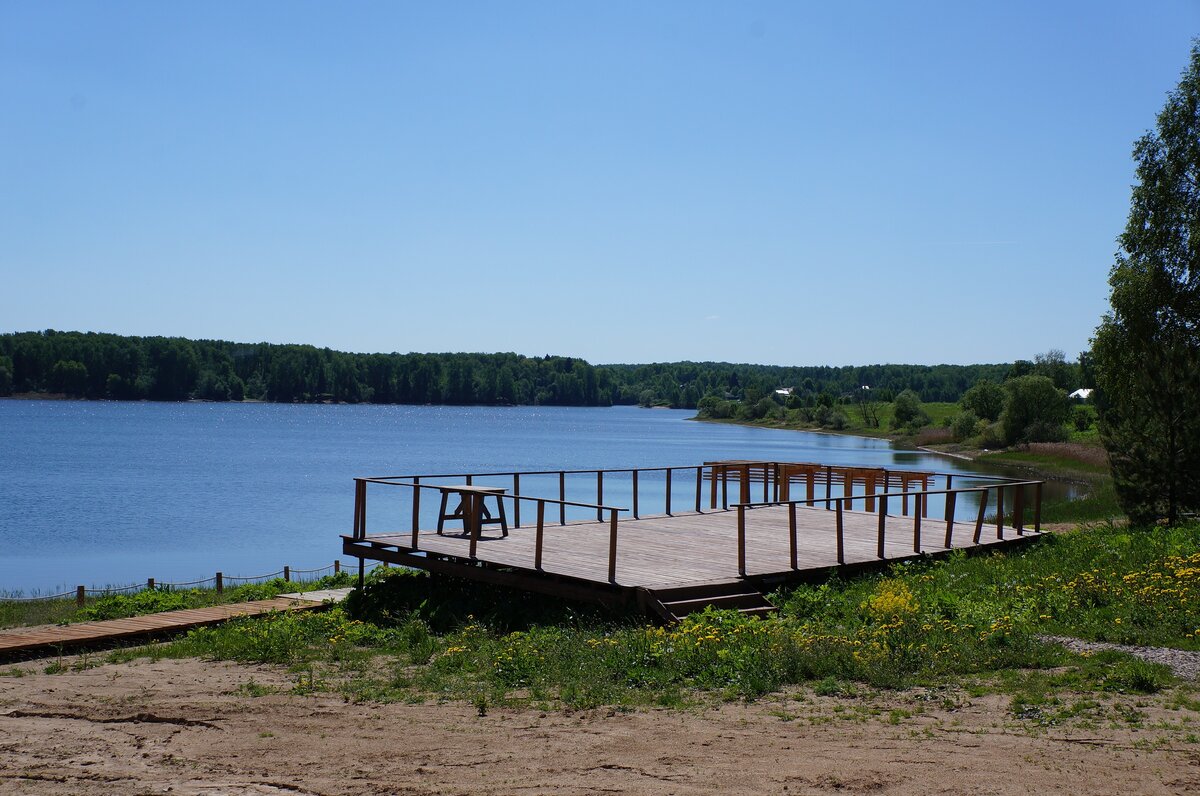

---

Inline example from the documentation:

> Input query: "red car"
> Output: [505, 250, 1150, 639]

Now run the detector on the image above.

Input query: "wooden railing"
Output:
[351, 462, 1043, 583]
[352, 478, 629, 581]
[731, 479, 1044, 576]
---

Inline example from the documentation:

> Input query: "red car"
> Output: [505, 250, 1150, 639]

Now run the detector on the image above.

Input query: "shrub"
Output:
[952, 411, 980, 442]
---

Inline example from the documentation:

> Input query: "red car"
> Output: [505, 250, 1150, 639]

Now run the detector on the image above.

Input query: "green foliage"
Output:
[120, 522, 1200, 709]
[1000, 375, 1069, 445]
[891, 389, 922, 426]
[960, 379, 1006, 421]
[0, 331, 610, 407]
[48, 359, 88, 397]
[1092, 42, 1200, 526]
[951, 410, 979, 442]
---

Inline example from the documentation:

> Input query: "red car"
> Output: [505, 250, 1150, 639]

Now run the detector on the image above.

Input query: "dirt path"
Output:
[1, 657, 1198, 795]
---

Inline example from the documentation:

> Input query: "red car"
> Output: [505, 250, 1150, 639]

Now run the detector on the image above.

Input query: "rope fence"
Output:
[0, 559, 380, 607]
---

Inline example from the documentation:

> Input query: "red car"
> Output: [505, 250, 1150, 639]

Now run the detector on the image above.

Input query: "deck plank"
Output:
[0, 596, 332, 656]
[357, 505, 1038, 590]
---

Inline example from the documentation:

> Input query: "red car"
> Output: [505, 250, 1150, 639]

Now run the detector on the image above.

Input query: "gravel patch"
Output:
[1042, 634, 1200, 680]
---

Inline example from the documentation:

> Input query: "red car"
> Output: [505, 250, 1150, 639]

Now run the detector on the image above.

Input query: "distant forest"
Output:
[0, 330, 1079, 408]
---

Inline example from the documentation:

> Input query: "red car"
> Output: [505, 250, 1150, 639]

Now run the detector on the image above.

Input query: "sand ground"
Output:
[1, 657, 1199, 795]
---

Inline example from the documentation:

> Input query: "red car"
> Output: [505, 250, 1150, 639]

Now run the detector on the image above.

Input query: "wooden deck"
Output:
[344, 461, 1045, 618]
[348, 504, 1039, 592]
[0, 593, 343, 657]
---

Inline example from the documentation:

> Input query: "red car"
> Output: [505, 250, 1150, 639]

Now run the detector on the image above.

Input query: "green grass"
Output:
[101, 521, 1200, 710]
[0, 573, 354, 629]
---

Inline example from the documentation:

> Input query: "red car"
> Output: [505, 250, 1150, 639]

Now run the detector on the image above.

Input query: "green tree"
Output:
[1000, 375, 1068, 445]
[960, 379, 1006, 421]
[891, 389, 924, 427]
[1092, 42, 1200, 525]
[48, 359, 88, 397]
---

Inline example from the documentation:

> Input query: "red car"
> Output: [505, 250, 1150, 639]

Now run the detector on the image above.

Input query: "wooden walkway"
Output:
[0, 592, 343, 657]
[351, 504, 1038, 592]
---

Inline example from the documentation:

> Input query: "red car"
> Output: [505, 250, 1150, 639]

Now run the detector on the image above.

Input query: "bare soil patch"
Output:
[1, 657, 1199, 795]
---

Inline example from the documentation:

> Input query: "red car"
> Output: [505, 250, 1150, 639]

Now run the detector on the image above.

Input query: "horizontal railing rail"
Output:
[729, 478, 1043, 575]
[349, 461, 1044, 584]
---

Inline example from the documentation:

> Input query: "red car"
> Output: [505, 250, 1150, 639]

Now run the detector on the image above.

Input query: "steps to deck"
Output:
[642, 581, 777, 623]
[0, 589, 352, 658]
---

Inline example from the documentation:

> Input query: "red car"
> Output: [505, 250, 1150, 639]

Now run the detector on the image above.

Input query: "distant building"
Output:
[775, 387, 794, 396]
[1069, 388, 1093, 401]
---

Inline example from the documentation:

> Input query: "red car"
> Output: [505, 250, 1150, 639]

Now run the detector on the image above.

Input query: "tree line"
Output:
[0, 330, 1064, 408]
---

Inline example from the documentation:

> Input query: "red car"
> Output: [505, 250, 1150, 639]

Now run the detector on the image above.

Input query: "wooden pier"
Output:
[0, 592, 348, 658]
[343, 461, 1044, 621]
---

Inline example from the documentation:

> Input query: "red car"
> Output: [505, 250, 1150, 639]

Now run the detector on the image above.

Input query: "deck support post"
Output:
[944, 489, 957, 547]
[996, 486, 1005, 540]
[972, 489, 988, 544]
[535, 500, 545, 571]
[559, 472, 566, 525]
[788, 502, 798, 570]
[913, 493, 922, 553]
[633, 470, 640, 519]
[1013, 484, 1025, 535]
[737, 504, 746, 576]
[877, 494, 887, 559]
[597, 471, 604, 521]
[514, 474, 521, 528]
[1034, 482, 1043, 533]
[607, 509, 618, 583]
[411, 477, 420, 533]
[835, 500, 845, 564]
[468, 493, 480, 559]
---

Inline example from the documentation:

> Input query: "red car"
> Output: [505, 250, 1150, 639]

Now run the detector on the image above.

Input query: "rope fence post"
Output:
[76, 586, 85, 607]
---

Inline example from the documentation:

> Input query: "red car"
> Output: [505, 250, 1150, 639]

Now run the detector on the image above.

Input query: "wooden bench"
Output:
[436, 485, 508, 537]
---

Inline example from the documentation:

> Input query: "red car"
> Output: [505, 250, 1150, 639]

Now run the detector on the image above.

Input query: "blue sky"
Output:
[2, 2, 1198, 366]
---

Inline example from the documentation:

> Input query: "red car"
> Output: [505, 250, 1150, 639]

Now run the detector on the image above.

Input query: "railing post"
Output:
[76, 585, 85, 607]
[633, 469, 640, 519]
[559, 471, 566, 525]
[788, 501, 798, 570]
[876, 493, 887, 558]
[944, 488, 957, 546]
[513, 473, 521, 528]
[597, 470, 604, 522]
[412, 477, 420, 534]
[147, 578, 155, 591]
[468, 493, 480, 559]
[740, 463, 751, 505]
[535, 500, 545, 571]
[665, 468, 673, 516]
[1034, 482, 1043, 532]
[695, 466, 703, 513]
[710, 463, 718, 509]
[972, 488, 988, 544]
[762, 463, 769, 503]
[835, 500, 845, 564]
[996, 485, 1005, 539]
[216, 572, 223, 594]
[334, 559, 341, 574]
[608, 509, 618, 583]
[825, 465, 832, 510]
[283, 566, 290, 582]
[913, 493, 922, 553]
[737, 504, 746, 576]
[1013, 483, 1025, 535]
[722, 465, 729, 509]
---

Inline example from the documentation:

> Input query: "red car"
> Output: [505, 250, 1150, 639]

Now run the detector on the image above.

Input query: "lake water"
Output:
[0, 400, 1057, 594]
